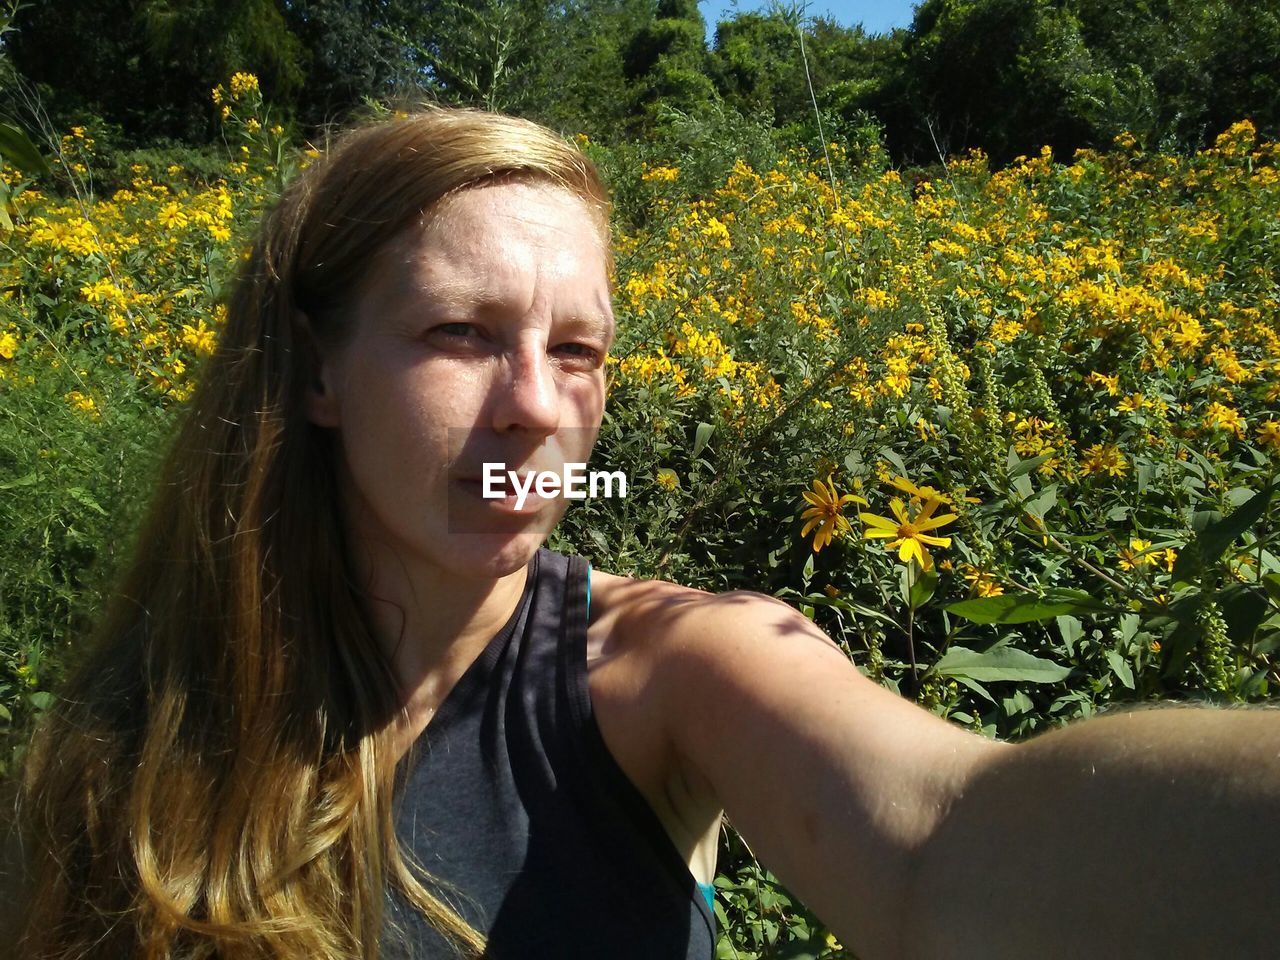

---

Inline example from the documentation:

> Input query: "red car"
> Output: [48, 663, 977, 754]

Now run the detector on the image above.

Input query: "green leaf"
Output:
[1262, 574, 1280, 606]
[1008, 451, 1052, 479]
[1056, 615, 1083, 656]
[1220, 583, 1268, 646]
[951, 674, 996, 703]
[66, 487, 108, 516]
[28, 691, 55, 711]
[1105, 649, 1135, 689]
[1024, 483, 1059, 520]
[932, 645, 1072, 683]
[1173, 484, 1275, 581]
[879, 447, 907, 476]
[801, 593, 900, 628]
[692, 421, 714, 459]
[945, 590, 1111, 624]
[0, 122, 51, 176]
[910, 567, 938, 607]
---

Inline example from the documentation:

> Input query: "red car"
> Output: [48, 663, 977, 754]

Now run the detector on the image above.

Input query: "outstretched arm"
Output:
[905, 702, 1280, 959]
[652, 589, 1280, 960]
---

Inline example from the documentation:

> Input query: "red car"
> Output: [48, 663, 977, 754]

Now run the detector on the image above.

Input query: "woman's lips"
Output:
[454, 476, 548, 513]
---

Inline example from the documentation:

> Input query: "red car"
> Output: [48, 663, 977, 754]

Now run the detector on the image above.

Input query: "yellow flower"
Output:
[1117, 393, 1146, 413]
[656, 468, 679, 491]
[229, 72, 260, 99]
[641, 165, 680, 183]
[1085, 371, 1120, 395]
[800, 475, 867, 553]
[65, 390, 99, 418]
[1080, 443, 1128, 478]
[887, 474, 951, 506]
[0, 330, 18, 360]
[1256, 420, 1280, 451]
[960, 564, 1004, 597]
[860, 496, 957, 571]
[1203, 401, 1245, 438]
[1117, 537, 1154, 571]
[156, 202, 188, 230]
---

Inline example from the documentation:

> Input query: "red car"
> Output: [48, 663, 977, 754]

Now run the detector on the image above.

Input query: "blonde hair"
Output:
[6, 106, 611, 960]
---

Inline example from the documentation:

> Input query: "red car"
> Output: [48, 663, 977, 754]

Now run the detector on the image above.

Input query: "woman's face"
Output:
[306, 179, 615, 580]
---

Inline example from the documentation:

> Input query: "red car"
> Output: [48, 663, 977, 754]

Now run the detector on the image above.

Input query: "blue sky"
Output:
[700, 0, 919, 40]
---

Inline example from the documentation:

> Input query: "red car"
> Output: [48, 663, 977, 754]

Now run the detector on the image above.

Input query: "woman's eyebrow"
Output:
[562, 313, 617, 347]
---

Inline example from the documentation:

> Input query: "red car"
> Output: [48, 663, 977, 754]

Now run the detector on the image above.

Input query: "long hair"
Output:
[5, 106, 611, 960]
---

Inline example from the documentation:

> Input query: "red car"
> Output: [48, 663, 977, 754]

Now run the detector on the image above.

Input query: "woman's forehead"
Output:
[365, 182, 613, 318]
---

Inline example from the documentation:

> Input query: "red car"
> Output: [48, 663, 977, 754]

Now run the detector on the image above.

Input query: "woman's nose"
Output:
[491, 342, 560, 436]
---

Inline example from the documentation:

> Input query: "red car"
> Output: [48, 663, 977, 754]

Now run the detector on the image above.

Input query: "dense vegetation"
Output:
[3, 2, 1280, 957]
[7, 0, 1280, 163]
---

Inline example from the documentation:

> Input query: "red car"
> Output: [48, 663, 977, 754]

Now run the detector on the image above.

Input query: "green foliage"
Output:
[710, 826, 852, 958]
[0, 323, 172, 777]
[9, 0, 305, 140]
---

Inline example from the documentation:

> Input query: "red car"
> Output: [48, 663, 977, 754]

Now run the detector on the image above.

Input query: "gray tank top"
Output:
[381, 547, 716, 958]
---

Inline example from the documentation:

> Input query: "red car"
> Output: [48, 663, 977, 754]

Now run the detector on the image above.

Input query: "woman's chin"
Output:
[435, 528, 552, 577]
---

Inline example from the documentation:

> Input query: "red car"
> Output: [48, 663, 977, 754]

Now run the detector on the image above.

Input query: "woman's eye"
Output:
[430, 323, 479, 340]
[556, 343, 598, 361]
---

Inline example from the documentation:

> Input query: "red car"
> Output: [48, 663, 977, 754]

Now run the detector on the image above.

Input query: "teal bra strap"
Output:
[585, 561, 591, 617]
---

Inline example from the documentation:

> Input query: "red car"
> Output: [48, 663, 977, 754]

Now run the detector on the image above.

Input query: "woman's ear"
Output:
[298, 310, 342, 428]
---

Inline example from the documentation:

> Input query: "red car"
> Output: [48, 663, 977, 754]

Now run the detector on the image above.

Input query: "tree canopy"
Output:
[6, 0, 1277, 164]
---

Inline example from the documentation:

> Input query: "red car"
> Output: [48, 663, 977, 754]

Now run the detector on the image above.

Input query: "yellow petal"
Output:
[860, 514, 898, 535]
[898, 538, 922, 565]
[916, 512, 957, 532]
[917, 533, 952, 548]
[888, 475, 921, 497]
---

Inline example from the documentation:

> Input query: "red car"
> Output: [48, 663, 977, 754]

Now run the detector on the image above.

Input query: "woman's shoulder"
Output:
[585, 564, 838, 666]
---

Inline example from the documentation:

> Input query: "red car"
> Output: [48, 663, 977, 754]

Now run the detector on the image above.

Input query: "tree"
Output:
[622, 0, 717, 131]
[880, 0, 1120, 164]
[10, 0, 305, 140]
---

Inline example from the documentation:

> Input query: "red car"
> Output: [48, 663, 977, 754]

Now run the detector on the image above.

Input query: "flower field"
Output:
[2, 79, 1279, 957]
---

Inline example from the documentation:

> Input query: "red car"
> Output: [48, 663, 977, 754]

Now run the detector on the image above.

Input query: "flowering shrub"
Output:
[590, 124, 1279, 726]
[0, 78, 284, 771]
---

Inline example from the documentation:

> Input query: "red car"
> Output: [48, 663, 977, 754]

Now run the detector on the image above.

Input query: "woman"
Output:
[9, 106, 1273, 960]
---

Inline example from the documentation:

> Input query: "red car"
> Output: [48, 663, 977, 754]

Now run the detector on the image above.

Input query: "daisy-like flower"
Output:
[800, 475, 868, 553]
[888, 474, 951, 504]
[1257, 420, 1280, 451]
[1117, 537, 1155, 571]
[860, 497, 957, 571]
[887, 475, 981, 507]
[960, 563, 1004, 597]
